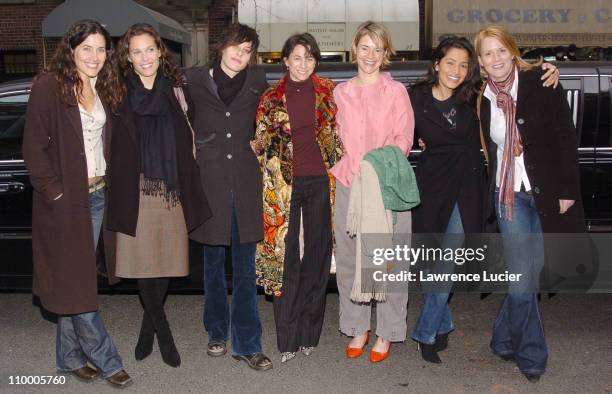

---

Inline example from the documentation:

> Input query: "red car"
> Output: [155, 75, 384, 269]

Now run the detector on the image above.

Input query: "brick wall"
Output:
[208, 0, 238, 58]
[0, 0, 62, 76]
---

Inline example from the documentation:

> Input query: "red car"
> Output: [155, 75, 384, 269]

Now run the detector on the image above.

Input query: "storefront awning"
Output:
[42, 0, 191, 44]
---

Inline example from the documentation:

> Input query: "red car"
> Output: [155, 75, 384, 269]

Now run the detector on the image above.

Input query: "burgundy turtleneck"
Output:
[284, 76, 326, 176]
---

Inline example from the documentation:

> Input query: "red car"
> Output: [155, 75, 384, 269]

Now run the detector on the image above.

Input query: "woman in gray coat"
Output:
[185, 23, 272, 371]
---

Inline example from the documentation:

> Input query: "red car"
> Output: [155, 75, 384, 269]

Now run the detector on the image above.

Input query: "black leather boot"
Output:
[138, 278, 180, 367]
[134, 311, 154, 361]
[434, 333, 449, 352]
[417, 341, 442, 363]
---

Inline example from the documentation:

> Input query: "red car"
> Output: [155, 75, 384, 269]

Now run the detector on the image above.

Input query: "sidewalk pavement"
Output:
[1, 292, 611, 393]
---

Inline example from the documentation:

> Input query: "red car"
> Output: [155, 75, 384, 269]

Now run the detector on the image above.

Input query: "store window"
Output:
[1, 50, 38, 80]
[0, 93, 29, 160]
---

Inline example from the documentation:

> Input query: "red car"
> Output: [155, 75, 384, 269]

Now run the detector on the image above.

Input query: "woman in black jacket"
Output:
[475, 25, 584, 382]
[409, 36, 485, 363]
[410, 36, 559, 364]
[184, 23, 272, 371]
[106, 23, 210, 367]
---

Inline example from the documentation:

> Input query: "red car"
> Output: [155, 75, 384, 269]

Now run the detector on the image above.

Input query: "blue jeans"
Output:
[56, 188, 123, 378]
[412, 203, 465, 345]
[491, 191, 547, 376]
[203, 202, 262, 356]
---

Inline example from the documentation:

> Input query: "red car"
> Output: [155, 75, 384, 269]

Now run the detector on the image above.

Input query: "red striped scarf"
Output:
[487, 65, 522, 220]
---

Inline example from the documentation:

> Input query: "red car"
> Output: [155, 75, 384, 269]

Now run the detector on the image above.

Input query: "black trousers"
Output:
[274, 175, 332, 352]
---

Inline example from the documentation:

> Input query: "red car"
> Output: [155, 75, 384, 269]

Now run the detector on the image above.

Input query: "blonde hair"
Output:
[474, 25, 542, 74]
[350, 21, 395, 67]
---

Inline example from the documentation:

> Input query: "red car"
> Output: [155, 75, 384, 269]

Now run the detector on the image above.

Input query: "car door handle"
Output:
[0, 182, 25, 194]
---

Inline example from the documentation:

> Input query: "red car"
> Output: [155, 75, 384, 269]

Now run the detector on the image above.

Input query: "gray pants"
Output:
[334, 182, 411, 342]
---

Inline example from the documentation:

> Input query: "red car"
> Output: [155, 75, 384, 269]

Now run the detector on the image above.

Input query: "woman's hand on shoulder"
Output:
[541, 63, 560, 88]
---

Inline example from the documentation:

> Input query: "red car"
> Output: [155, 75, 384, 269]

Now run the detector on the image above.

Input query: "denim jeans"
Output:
[412, 203, 465, 345]
[56, 188, 124, 378]
[203, 202, 262, 356]
[491, 191, 547, 376]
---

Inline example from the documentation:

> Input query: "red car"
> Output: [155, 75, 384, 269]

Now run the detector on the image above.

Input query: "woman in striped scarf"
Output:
[475, 25, 584, 383]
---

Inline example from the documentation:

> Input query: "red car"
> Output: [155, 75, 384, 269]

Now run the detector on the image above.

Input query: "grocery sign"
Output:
[433, 0, 612, 47]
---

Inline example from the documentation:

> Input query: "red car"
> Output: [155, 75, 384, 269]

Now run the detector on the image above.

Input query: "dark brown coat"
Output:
[105, 83, 211, 236]
[22, 73, 118, 315]
[185, 65, 269, 245]
[409, 83, 485, 234]
[479, 68, 585, 232]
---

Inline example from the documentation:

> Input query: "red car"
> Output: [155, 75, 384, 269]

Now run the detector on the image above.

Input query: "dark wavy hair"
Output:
[111, 23, 184, 104]
[44, 19, 119, 109]
[416, 35, 481, 104]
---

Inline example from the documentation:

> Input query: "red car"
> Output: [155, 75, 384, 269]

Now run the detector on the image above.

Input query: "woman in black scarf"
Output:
[106, 23, 210, 367]
[184, 23, 272, 371]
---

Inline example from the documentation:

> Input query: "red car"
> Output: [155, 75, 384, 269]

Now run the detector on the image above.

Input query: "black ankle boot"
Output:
[417, 341, 442, 363]
[434, 333, 449, 352]
[134, 311, 154, 361]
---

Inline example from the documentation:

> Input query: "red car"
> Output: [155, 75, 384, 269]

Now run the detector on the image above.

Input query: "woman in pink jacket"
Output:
[331, 21, 414, 363]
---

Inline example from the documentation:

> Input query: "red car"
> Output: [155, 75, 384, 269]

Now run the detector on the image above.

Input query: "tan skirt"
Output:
[115, 190, 188, 278]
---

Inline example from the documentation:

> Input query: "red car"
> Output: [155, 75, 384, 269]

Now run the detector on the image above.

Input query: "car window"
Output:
[0, 93, 28, 160]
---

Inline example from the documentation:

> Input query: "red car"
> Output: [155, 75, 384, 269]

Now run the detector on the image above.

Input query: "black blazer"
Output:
[185, 64, 269, 245]
[106, 81, 211, 236]
[479, 68, 584, 232]
[409, 83, 485, 233]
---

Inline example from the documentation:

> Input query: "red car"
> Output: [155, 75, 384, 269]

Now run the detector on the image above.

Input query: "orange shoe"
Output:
[369, 344, 391, 363]
[345, 334, 369, 358]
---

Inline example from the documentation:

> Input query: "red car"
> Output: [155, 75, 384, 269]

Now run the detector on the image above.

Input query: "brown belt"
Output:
[88, 178, 106, 194]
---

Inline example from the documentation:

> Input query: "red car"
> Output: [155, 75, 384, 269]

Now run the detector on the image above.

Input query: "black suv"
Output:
[1, 62, 611, 291]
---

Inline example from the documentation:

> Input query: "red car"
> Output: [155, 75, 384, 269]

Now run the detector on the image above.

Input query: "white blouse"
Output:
[78, 77, 107, 178]
[484, 69, 531, 192]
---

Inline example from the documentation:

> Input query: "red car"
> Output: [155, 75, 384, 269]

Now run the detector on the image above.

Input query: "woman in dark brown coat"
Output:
[106, 23, 211, 368]
[22, 20, 131, 387]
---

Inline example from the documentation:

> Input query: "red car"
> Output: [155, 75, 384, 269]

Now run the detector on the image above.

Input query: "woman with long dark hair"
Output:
[106, 23, 210, 368]
[408, 36, 486, 364]
[22, 19, 131, 386]
[252, 32, 343, 363]
[475, 25, 582, 382]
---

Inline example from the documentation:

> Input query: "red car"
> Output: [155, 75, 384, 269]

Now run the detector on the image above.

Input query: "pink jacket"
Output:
[331, 72, 414, 187]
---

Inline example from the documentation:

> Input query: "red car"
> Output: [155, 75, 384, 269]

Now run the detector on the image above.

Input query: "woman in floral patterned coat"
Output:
[252, 33, 344, 363]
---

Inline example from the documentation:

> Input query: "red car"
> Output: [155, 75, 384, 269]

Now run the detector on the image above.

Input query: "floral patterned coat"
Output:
[252, 74, 344, 295]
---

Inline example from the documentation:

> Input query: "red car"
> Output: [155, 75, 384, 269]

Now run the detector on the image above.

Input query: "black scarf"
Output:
[212, 60, 247, 106]
[127, 71, 179, 205]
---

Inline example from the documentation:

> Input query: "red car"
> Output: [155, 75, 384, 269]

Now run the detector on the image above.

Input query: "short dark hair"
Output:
[216, 23, 259, 60]
[281, 33, 321, 63]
